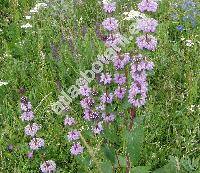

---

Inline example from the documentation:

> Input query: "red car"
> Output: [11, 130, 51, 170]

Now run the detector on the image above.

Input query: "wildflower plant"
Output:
[60, 0, 159, 172]
[19, 89, 56, 173]
[170, 0, 200, 28]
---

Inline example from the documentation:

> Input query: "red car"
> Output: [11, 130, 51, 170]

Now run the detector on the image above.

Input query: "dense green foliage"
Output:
[0, 0, 199, 172]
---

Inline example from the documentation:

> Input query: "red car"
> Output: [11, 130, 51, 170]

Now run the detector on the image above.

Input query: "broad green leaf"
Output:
[101, 162, 113, 173]
[131, 166, 151, 173]
[125, 117, 144, 166]
[103, 145, 116, 164]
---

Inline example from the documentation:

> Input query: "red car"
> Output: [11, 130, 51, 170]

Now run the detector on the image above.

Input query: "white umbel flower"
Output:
[21, 23, 32, 28]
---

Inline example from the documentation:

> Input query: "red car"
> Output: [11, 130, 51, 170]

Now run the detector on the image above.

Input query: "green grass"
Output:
[0, 0, 199, 172]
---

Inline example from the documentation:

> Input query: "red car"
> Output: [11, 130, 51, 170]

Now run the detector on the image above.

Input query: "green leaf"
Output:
[180, 156, 199, 172]
[101, 162, 113, 173]
[103, 127, 119, 144]
[131, 166, 151, 173]
[103, 145, 116, 164]
[152, 156, 178, 173]
[118, 155, 127, 168]
[125, 117, 144, 166]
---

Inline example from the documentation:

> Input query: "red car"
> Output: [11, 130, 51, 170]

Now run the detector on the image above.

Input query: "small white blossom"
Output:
[25, 16, 31, 20]
[35, 3, 48, 9]
[30, 8, 38, 13]
[21, 23, 32, 28]
[0, 81, 8, 86]
[185, 40, 194, 47]
[124, 10, 146, 20]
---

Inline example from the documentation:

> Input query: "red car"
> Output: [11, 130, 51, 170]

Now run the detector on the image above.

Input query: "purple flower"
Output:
[7, 144, 13, 152]
[95, 104, 106, 111]
[137, 18, 158, 32]
[21, 101, 32, 111]
[67, 130, 80, 141]
[24, 123, 41, 137]
[102, 17, 118, 31]
[136, 34, 157, 51]
[113, 57, 125, 70]
[105, 33, 122, 48]
[123, 53, 131, 65]
[102, 113, 115, 123]
[92, 122, 103, 134]
[114, 73, 126, 85]
[131, 71, 147, 85]
[83, 109, 99, 120]
[128, 88, 146, 107]
[146, 61, 154, 70]
[138, 0, 158, 12]
[103, 2, 116, 13]
[70, 143, 84, 155]
[176, 25, 184, 31]
[79, 85, 91, 97]
[64, 117, 76, 126]
[80, 97, 94, 109]
[100, 93, 114, 104]
[20, 111, 34, 121]
[100, 73, 112, 85]
[114, 86, 126, 100]
[40, 160, 56, 173]
[90, 111, 99, 120]
[83, 109, 93, 121]
[27, 151, 34, 159]
[29, 138, 44, 150]
[131, 54, 154, 72]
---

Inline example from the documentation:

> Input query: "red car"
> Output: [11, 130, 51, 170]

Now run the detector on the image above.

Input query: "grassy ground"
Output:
[0, 0, 199, 172]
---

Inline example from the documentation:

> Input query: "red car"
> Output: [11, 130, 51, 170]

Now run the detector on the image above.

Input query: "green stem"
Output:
[80, 133, 103, 173]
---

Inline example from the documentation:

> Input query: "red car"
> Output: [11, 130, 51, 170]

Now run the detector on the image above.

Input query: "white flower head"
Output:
[185, 40, 194, 47]
[102, 0, 112, 4]
[25, 16, 31, 20]
[0, 81, 8, 86]
[124, 10, 147, 20]
[30, 7, 38, 13]
[35, 3, 48, 9]
[21, 23, 32, 28]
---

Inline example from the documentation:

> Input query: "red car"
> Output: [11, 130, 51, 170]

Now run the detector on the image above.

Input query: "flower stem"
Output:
[79, 133, 103, 173]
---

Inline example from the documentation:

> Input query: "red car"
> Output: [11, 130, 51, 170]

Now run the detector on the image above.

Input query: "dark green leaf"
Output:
[103, 145, 116, 164]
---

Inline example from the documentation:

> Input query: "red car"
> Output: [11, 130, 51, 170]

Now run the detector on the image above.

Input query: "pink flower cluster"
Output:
[136, 34, 157, 51]
[24, 123, 41, 137]
[29, 137, 45, 150]
[40, 160, 56, 173]
[103, 2, 116, 13]
[20, 97, 34, 121]
[19, 95, 56, 172]
[138, 0, 158, 12]
[64, 115, 84, 155]
[102, 17, 118, 31]
[128, 54, 154, 107]
[105, 33, 122, 48]
[137, 18, 158, 33]
[136, 0, 158, 51]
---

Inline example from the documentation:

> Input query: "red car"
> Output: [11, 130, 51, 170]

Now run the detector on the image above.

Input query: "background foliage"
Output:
[0, 0, 199, 172]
